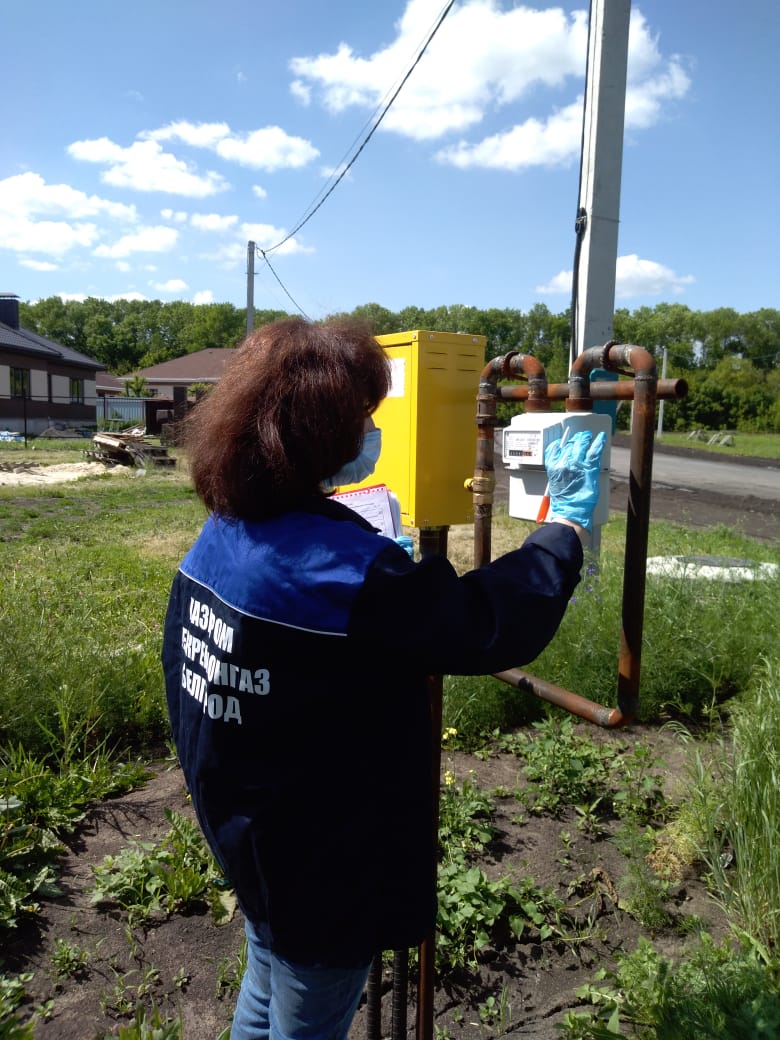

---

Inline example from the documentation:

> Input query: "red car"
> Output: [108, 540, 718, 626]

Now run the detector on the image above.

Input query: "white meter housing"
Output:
[502, 412, 612, 529]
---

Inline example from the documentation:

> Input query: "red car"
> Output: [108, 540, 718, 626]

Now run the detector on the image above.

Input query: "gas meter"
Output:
[502, 412, 612, 529]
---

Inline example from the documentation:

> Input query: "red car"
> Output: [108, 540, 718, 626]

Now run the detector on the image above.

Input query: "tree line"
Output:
[18, 297, 780, 433]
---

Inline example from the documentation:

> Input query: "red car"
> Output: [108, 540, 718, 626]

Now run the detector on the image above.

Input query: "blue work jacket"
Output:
[162, 496, 582, 966]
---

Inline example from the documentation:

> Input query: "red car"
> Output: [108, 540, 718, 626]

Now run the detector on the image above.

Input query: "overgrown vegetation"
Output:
[0, 446, 779, 1035]
[90, 808, 230, 926]
[444, 516, 780, 744]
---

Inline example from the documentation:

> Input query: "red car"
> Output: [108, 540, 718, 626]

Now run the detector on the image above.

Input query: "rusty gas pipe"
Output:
[473, 344, 679, 727]
[472, 352, 549, 567]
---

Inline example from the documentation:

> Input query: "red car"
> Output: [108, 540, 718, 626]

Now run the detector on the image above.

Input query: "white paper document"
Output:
[333, 483, 401, 538]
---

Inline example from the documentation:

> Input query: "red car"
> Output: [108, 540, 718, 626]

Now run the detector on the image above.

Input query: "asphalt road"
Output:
[610, 445, 780, 502]
[494, 437, 779, 543]
[607, 442, 779, 543]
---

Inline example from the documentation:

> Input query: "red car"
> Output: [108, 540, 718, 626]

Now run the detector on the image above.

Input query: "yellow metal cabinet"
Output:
[347, 330, 486, 528]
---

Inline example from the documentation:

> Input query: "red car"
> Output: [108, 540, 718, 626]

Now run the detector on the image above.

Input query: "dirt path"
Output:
[5, 723, 729, 1040]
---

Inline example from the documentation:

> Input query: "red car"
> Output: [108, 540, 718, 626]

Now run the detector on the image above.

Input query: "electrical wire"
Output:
[258, 250, 311, 321]
[262, 0, 457, 256]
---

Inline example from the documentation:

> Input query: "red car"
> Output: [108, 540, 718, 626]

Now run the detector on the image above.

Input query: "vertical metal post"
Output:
[246, 241, 255, 336]
[366, 955, 382, 1040]
[415, 526, 448, 1040]
[391, 951, 408, 1040]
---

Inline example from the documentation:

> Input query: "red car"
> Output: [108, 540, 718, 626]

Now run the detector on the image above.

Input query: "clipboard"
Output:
[332, 483, 401, 537]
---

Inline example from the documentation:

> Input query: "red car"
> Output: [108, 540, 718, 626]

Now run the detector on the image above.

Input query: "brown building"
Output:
[0, 293, 104, 436]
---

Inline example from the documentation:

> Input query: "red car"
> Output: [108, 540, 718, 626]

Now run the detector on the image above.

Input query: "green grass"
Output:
[656, 431, 780, 459]
[0, 437, 96, 464]
[688, 657, 780, 958]
[560, 933, 780, 1038]
[0, 440, 779, 1032]
[0, 466, 203, 755]
[445, 512, 780, 742]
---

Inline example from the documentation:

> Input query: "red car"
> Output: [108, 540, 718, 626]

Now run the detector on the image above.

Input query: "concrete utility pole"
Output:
[656, 345, 668, 437]
[571, 0, 631, 369]
[246, 240, 256, 336]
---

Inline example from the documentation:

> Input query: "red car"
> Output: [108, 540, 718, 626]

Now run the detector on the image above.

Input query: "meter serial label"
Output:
[504, 429, 543, 463]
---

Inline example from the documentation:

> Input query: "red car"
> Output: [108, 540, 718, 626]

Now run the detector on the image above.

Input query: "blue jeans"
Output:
[230, 920, 371, 1040]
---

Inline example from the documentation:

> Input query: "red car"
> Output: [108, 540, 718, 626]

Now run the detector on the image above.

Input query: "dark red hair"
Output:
[182, 317, 390, 520]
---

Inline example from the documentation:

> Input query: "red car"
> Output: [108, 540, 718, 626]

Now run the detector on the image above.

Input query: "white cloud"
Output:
[290, 80, 311, 106]
[242, 222, 313, 255]
[290, 1, 587, 142]
[68, 137, 228, 197]
[535, 254, 695, 298]
[0, 171, 137, 221]
[161, 208, 189, 223]
[145, 120, 319, 171]
[116, 261, 131, 272]
[215, 127, 319, 170]
[252, 185, 268, 200]
[191, 212, 239, 232]
[436, 99, 583, 170]
[0, 172, 136, 258]
[93, 226, 178, 259]
[20, 259, 59, 271]
[289, 0, 690, 165]
[0, 215, 100, 256]
[151, 278, 189, 293]
[535, 269, 572, 295]
[59, 290, 148, 303]
[615, 254, 695, 298]
[193, 290, 215, 304]
[147, 121, 232, 148]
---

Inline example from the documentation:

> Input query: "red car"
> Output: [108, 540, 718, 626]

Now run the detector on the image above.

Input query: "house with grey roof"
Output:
[93, 348, 236, 435]
[125, 348, 235, 399]
[0, 293, 105, 436]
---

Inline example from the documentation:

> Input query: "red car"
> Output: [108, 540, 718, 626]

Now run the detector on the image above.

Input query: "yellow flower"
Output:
[443, 770, 456, 786]
[441, 727, 458, 742]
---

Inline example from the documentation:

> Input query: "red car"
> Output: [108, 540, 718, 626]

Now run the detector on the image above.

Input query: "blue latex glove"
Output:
[394, 535, 415, 560]
[544, 430, 606, 531]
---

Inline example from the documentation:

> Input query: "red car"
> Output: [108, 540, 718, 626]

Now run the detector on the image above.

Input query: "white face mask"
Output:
[326, 428, 382, 488]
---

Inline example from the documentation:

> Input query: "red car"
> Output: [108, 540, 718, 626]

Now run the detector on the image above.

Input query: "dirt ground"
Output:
[4, 732, 729, 1040]
[3, 444, 775, 1039]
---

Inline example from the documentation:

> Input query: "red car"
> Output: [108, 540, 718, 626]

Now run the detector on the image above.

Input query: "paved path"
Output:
[610, 445, 780, 503]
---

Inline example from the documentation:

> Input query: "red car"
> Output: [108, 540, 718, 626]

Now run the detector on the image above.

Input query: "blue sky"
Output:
[2, 1, 778, 320]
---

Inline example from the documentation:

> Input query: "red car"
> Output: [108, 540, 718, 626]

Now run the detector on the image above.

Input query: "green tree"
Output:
[335, 302, 397, 334]
[187, 303, 245, 353]
[123, 375, 149, 397]
[19, 296, 81, 348]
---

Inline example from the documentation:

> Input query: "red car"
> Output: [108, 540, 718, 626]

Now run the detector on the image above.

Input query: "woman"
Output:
[162, 317, 604, 1040]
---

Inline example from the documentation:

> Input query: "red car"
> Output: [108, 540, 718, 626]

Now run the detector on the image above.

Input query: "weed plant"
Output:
[435, 770, 562, 970]
[497, 716, 666, 824]
[559, 934, 780, 1039]
[0, 732, 148, 931]
[90, 808, 226, 925]
[0, 973, 34, 1039]
[99, 1004, 183, 1039]
[688, 656, 780, 959]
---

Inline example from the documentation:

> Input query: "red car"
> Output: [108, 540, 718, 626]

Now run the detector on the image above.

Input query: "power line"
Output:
[262, 0, 457, 256]
[258, 250, 311, 321]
